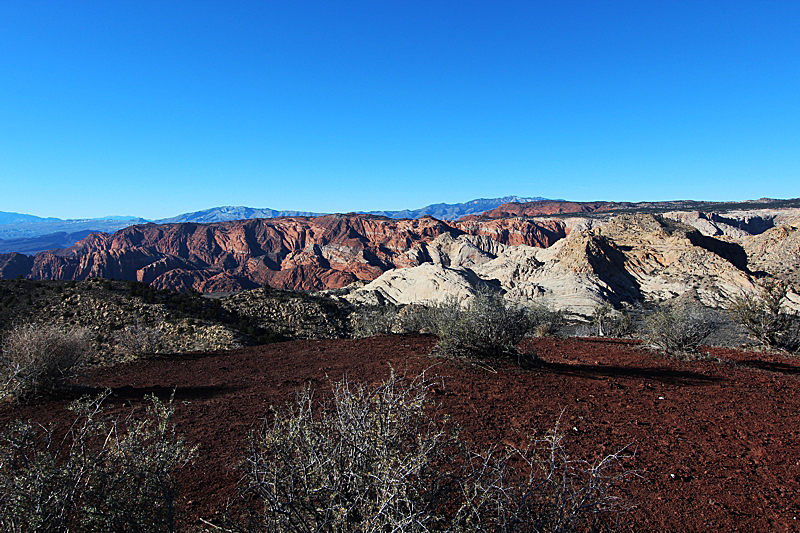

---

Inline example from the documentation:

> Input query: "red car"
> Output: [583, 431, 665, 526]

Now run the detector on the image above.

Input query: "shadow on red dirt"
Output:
[2, 335, 800, 532]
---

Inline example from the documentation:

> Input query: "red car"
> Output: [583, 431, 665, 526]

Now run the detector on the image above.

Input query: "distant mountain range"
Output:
[156, 206, 324, 224]
[360, 196, 554, 219]
[0, 196, 553, 253]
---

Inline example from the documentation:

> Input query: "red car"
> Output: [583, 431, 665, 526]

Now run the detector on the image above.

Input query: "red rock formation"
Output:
[454, 218, 566, 247]
[463, 200, 620, 219]
[3, 214, 568, 292]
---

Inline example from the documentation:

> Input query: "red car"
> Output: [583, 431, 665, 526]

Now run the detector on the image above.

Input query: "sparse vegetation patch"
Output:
[729, 281, 800, 352]
[645, 300, 717, 356]
[1, 321, 94, 401]
[219, 371, 633, 533]
[0, 391, 194, 532]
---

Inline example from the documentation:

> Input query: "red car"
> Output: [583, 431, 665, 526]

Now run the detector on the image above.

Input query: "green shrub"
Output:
[431, 287, 535, 361]
[528, 303, 567, 338]
[729, 281, 800, 352]
[0, 391, 195, 532]
[1, 322, 94, 401]
[645, 301, 716, 355]
[592, 303, 637, 338]
[219, 372, 633, 533]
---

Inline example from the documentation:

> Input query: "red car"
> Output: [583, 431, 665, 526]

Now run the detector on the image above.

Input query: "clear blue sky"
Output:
[1, 1, 798, 220]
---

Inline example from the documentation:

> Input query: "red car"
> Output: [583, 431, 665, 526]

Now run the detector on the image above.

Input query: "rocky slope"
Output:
[470, 198, 800, 221]
[0, 279, 356, 363]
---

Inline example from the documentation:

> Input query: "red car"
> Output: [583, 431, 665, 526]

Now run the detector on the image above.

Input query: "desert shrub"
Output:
[233, 370, 452, 533]
[592, 303, 637, 338]
[729, 281, 800, 352]
[386, 303, 438, 335]
[432, 287, 535, 360]
[528, 303, 567, 337]
[220, 372, 633, 533]
[415, 295, 465, 336]
[453, 417, 634, 533]
[645, 301, 716, 355]
[0, 391, 195, 532]
[1, 322, 94, 401]
[115, 322, 164, 357]
[351, 305, 401, 338]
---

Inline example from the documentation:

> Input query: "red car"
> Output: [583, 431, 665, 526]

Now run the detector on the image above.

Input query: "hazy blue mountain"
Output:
[155, 206, 325, 224]
[0, 213, 150, 241]
[0, 211, 59, 225]
[361, 196, 556, 219]
[0, 230, 97, 255]
[0, 196, 552, 252]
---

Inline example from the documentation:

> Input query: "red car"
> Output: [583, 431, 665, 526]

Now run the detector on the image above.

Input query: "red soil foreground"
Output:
[2, 336, 800, 532]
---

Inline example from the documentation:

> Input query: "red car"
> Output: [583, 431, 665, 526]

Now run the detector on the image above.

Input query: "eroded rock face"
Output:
[345, 263, 491, 306]
[5, 209, 798, 314]
[743, 223, 800, 290]
[4, 215, 564, 292]
[0, 253, 33, 279]
[661, 209, 800, 238]
[344, 214, 763, 315]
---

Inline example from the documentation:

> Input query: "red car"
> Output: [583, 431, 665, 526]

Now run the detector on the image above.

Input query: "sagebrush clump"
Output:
[430, 287, 536, 360]
[351, 304, 401, 337]
[592, 303, 637, 338]
[115, 321, 164, 357]
[1, 322, 94, 401]
[645, 300, 716, 356]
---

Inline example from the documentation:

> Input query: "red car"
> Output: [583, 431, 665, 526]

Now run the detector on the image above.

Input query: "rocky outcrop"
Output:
[453, 217, 567, 246]
[743, 223, 800, 290]
[221, 288, 354, 339]
[661, 209, 800, 238]
[0, 253, 33, 279]
[344, 214, 762, 315]
[344, 263, 492, 307]
[3, 215, 564, 292]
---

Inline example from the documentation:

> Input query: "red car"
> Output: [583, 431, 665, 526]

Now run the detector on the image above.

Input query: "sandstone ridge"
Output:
[343, 214, 794, 315]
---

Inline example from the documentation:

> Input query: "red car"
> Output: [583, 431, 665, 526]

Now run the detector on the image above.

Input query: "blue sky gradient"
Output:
[1, 1, 798, 219]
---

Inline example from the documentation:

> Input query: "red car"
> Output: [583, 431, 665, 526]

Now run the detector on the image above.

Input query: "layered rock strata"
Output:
[2, 215, 565, 292]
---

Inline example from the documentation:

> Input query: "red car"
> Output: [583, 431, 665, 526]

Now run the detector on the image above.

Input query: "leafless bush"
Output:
[592, 303, 637, 338]
[233, 369, 453, 533]
[729, 281, 800, 352]
[1, 322, 94, 401]
[218, 372, 634, 533]
[453, 416, 635, 533]
[645, 301, 716, 355]
[0, 391, 195, 532]
[115, 322, 164, 357]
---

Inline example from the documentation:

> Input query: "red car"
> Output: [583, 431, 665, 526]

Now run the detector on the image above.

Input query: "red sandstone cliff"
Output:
[4, 215, 566, 292]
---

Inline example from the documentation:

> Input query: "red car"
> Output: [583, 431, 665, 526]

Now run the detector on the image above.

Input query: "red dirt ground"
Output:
[3, 335, 800, 532]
